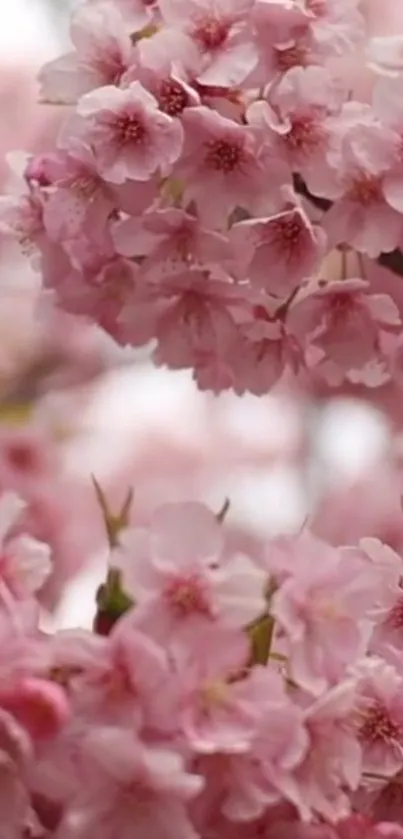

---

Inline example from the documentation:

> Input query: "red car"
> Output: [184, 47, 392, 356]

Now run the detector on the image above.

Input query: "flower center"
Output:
[192, 16, 229, 50]
[204, 139, 243, 173]
[5, 441, 38, 472]
[386, 596, 403, 630]
[348, 175, 382, 205]
[115, 113, 146, 146]
[284, 115, 324, 155]
[164, 573, 212, 618]
[316, 598, 342, 619]
[275, 43, 309, 72]
[158, 79, 189, 116]
[359, 701, 401, 744]
[270, 214, 304, 251]
[326, 292, 356, 326]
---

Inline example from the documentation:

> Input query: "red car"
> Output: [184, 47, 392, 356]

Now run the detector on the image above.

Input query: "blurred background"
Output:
[0, 0, 401, 632]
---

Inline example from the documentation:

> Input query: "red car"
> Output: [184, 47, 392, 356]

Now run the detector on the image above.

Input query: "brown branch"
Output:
[378, 250, 403, 275]
[293, 175, 403, 278]
[293, 174, 332, 213]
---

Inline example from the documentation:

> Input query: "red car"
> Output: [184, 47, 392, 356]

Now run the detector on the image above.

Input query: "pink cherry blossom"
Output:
[113, 501, 266, 646]
[63, 727, 202, 839]
[52, 252, 143, 345]
[354, 658, 403, 778]
[125, 47, 201, 117]
[209, 673, 309, 821]
[152, 0, 258, 88]
[177, 628, 267, 754]
[0, 677, 70, 742]
[322, 121, 403, 257]
[0, 185, 45, 263]
[68, 81, 183, 183]
[271, 530, 378, 695]
[303, 0, 365, 60]
[121, 268, 243, 373]
[290, 278, 401, 380]
[0, 707, 32, 839]
[372, 74, 403, 215]
[91, 0, 158, 31]
[0, 492, 51, 604]
[250, 0, 312, 81]
[230, 200, 326, 296]
[173, 106, 281, 226]
[296, 680, 362, 822]
[53, 617, 178, 731]
[357, 538, 403, 636]
[38, 3, 135, 105]
[368, 36, 403, 77]
[364, 772, 403, 826]
[228, 301, 303, 396]
[247, 66, 346, 193]
[59, 726, 203, 839]
[34, 144, 121, 246]
[112, 207, 232, 280]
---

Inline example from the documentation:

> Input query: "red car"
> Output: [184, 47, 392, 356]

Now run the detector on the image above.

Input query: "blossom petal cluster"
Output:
[5, 0, 403, 396]
[2, 497, 403, 838]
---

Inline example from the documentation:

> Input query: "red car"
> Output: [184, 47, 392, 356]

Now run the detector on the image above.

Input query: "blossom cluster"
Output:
[4, 0, 403, 397]
[2, 494, 403, 839]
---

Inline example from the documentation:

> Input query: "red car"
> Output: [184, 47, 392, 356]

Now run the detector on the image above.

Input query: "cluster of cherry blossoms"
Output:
[3, 490, 403, 839]
[5, 0, 403, 396]
[5, 0, 403, 837]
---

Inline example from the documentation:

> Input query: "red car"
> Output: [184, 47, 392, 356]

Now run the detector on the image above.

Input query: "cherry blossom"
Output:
[113, 501, 266, 646]
[271, 531, 378, 694]
[230, 200, 326, 295]
[0, 492, 51, 604]
[289, 278, 401, 382]
[153, 0, 258, 88]
[247, 66, 346, 194]
[354, 658, 403, 778]
[322, 121, 403, 257]
[173, 106, 281, 226]
[67, 82, 184, 184]
[58, 726, 203, 839]
[176, 628, 265, 754]
[53, 617, 178, 731]
[38, 3, 135, 105]
[297, 680, 362, 822]
[112, 207, 232, 279]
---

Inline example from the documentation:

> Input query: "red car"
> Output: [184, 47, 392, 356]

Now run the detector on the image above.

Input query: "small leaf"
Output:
[0, 400, 34, 426]
[92, 477, 134, 548]
[216, 498, 230, 523]
[248, 613, 274, 666]
[94, 569, 133, 636]
[131, 23, 159, 43]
